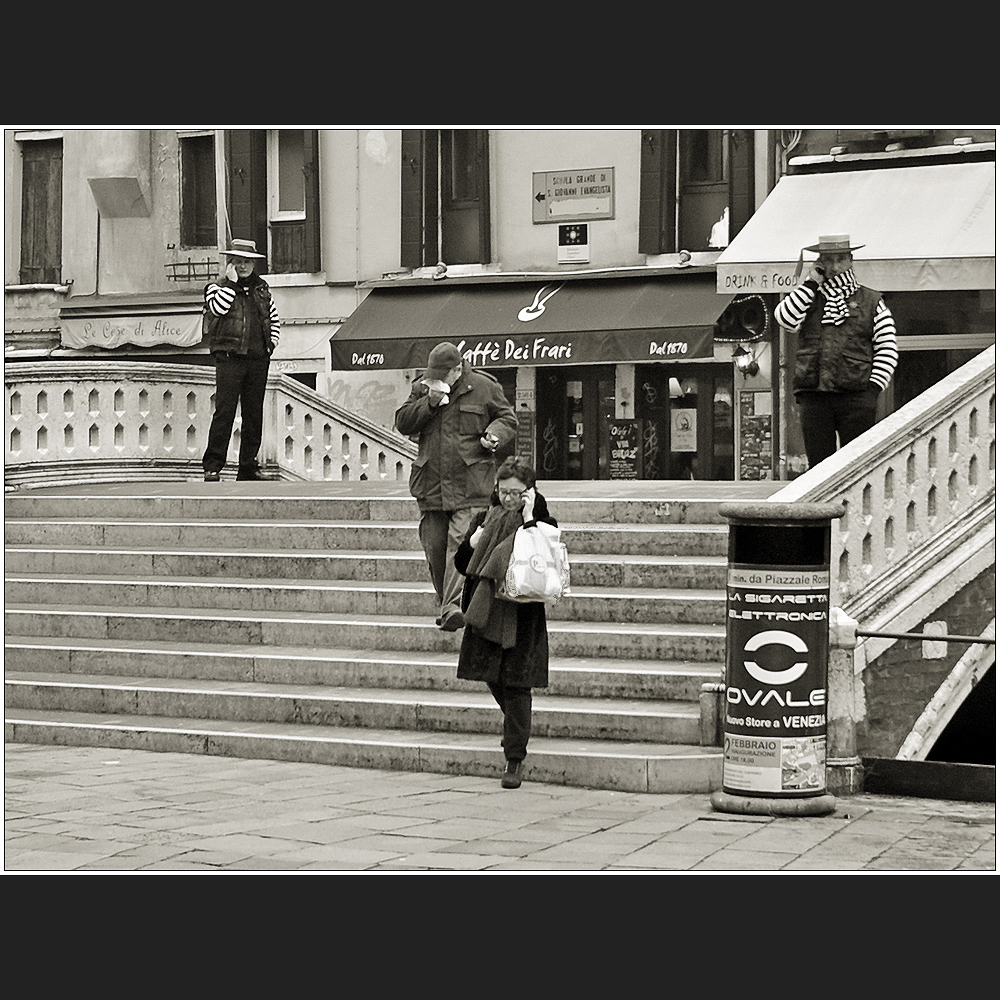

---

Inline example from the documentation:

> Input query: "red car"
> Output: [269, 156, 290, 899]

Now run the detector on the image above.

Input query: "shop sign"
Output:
[62, 313, 201, 350]
[718, 264, 801, 294]
[332, 327, 713, 372]
[608, 420, 642, 479]
[722, 565, 830, 796]
[532, 168, 615, 223]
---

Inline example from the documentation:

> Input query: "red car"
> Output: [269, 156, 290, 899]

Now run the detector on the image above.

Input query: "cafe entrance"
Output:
[634, 363, 735, 480]
[535, 365, 616, 480]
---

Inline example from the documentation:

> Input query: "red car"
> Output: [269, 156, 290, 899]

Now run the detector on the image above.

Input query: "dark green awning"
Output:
[331, 276, 724, 371]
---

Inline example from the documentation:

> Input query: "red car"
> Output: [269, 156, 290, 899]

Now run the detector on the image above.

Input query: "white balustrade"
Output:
[771, 347, 996, 612]
[4, 361, 416, 487]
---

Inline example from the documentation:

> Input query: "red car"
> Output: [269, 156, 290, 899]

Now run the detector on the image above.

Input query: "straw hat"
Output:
[803, 234, 865, 254]
[222, 239, 265, 259]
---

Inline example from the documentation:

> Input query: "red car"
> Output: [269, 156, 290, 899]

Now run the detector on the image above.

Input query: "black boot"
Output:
[501, 759, 522, 789]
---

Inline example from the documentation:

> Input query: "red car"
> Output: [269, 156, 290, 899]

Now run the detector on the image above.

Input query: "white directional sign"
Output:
[532, 168, 615, 223]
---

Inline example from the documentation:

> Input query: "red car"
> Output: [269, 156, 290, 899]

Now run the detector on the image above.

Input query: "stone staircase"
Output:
[3, 482, 777, 793]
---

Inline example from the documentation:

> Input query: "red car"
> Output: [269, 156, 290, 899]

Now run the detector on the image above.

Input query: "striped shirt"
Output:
[774, 270, 898, 390]
[206, 280, 281, 347]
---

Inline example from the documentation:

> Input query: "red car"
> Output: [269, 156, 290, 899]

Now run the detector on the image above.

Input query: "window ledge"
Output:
[644, 251, 723, 267]
[264, 272, 328, 288]
[412, 263, 503, 280]
[5, 283, 73, 294]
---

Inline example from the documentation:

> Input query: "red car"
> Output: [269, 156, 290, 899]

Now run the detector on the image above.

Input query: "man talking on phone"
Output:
[202, 238, 281, 481]
[774, 234, 898, 468]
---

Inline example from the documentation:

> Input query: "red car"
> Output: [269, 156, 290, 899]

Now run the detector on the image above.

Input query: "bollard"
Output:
[710, 501, 845, 817]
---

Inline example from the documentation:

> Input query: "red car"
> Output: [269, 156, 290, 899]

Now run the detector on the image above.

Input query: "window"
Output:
[678, 129, 729, 250]
[401, 129, 490, 269]
[273, 129, 305, 218]
[19, 137, 63, 284]
[639, 130, 754, 255]
[267, 129, 321, 274]
[179, 133, 217, 248]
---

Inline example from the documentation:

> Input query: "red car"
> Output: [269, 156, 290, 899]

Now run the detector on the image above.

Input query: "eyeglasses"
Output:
[497, 488, 529, 499]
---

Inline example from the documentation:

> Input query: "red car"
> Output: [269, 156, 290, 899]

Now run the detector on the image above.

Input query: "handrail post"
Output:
[827, 607, 864, 795]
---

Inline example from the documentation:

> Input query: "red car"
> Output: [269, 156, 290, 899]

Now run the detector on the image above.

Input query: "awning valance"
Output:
[330, 276, 723, 371]
[716, 161, 995, 294]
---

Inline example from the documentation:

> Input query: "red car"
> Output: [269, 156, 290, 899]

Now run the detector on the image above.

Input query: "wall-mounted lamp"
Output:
[732, 345, 759, 378]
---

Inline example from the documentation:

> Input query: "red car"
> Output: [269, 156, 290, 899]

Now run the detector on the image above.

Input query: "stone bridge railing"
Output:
[770, 345, 995, 630]
[4, 361, 417, 488]
[770, 346, 995, 781]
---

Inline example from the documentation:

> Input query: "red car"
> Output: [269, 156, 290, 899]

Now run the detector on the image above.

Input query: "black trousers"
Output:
[797, 390, 878, 468]
[487, 681, 532, 762]
[203, 352, 270, 475]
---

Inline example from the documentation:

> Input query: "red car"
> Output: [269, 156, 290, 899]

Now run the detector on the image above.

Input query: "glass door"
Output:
[635, 363, 734, 479]
[536, 366, 616, 480]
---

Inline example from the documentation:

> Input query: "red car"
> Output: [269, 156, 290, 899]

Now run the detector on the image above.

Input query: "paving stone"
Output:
[4, 745, 994, 872]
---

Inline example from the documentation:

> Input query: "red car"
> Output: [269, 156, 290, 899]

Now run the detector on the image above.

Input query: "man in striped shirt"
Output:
[774, 234, 898, 469]
[201, 239, 281, 482]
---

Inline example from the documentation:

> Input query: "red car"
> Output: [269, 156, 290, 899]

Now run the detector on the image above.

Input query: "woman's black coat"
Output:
[453, 489, 555, 689]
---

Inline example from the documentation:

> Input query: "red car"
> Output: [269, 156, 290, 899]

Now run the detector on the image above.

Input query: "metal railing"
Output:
[4, 360, 417, 487]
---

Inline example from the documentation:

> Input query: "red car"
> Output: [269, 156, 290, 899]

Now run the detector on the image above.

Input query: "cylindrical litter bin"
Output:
[711, 501, 845, 817]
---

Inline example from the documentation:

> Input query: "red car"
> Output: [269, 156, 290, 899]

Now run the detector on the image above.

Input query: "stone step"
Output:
[5, 673, 701, 744]
[3, 491, 737, 525]
[3, 546, 728, 589]
[4, 708, 723, 794]
[4, 637, 722, 702]
[5, 605, 726, 662]
[4, 574, 726, 625]
[3, 518, 729, 558]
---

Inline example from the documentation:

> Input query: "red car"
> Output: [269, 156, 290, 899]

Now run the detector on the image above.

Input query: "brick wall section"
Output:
[858, 567, 996, 758]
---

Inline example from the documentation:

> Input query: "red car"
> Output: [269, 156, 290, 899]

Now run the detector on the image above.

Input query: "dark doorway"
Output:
[635, 363, 735, 479]
[535, 366, 616, 480]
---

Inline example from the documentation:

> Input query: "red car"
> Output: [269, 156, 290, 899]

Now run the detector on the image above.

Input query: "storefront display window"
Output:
[636, 364, 735, 480]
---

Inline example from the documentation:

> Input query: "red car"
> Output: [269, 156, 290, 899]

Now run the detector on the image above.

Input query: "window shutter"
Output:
[638, 130, 676, 255]
[728, 129, 755, 241]
[225, 130, 268, 264]
[303, 129, 321, 272]
[400, 130, 424, 269]
[20, 139, 63, 284]
[476, 129, 491, 264]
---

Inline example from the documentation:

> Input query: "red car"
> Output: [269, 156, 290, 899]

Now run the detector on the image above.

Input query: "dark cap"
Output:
[425, 342, 463, 379]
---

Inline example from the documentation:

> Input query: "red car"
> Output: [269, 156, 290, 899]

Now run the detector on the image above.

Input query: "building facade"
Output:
[5, 127, 995, 481]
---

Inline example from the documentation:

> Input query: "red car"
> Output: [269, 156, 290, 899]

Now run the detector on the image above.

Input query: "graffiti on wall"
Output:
[326, 373, 409, 431]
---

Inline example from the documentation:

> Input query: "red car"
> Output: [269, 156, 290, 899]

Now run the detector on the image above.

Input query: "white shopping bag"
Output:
[499, 523, 571, 604]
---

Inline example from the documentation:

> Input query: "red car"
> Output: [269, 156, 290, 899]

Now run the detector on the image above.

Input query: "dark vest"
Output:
[208, 276, 273, 356]
[793, 284, 881, 394]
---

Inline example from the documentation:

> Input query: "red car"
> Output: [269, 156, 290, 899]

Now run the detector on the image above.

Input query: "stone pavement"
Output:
[4, 744, 994, 872]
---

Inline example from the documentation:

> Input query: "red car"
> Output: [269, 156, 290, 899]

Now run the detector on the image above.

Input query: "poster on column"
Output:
[723, 564, 831, 796]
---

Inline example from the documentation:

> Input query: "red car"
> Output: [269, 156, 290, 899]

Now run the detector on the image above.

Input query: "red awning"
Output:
[330, 276, 724, 371]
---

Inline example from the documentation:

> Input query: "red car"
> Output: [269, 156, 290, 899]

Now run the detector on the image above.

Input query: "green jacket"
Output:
[395, 363, 517, 512]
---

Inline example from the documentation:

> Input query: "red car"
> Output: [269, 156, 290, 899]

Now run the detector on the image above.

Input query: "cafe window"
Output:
[635, 363, 734, 480]
[179, 132, 217, 248]
[18, 136, 63, 285]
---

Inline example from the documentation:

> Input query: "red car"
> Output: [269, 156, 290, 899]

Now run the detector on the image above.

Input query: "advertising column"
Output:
[711, 501, 845, 816]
